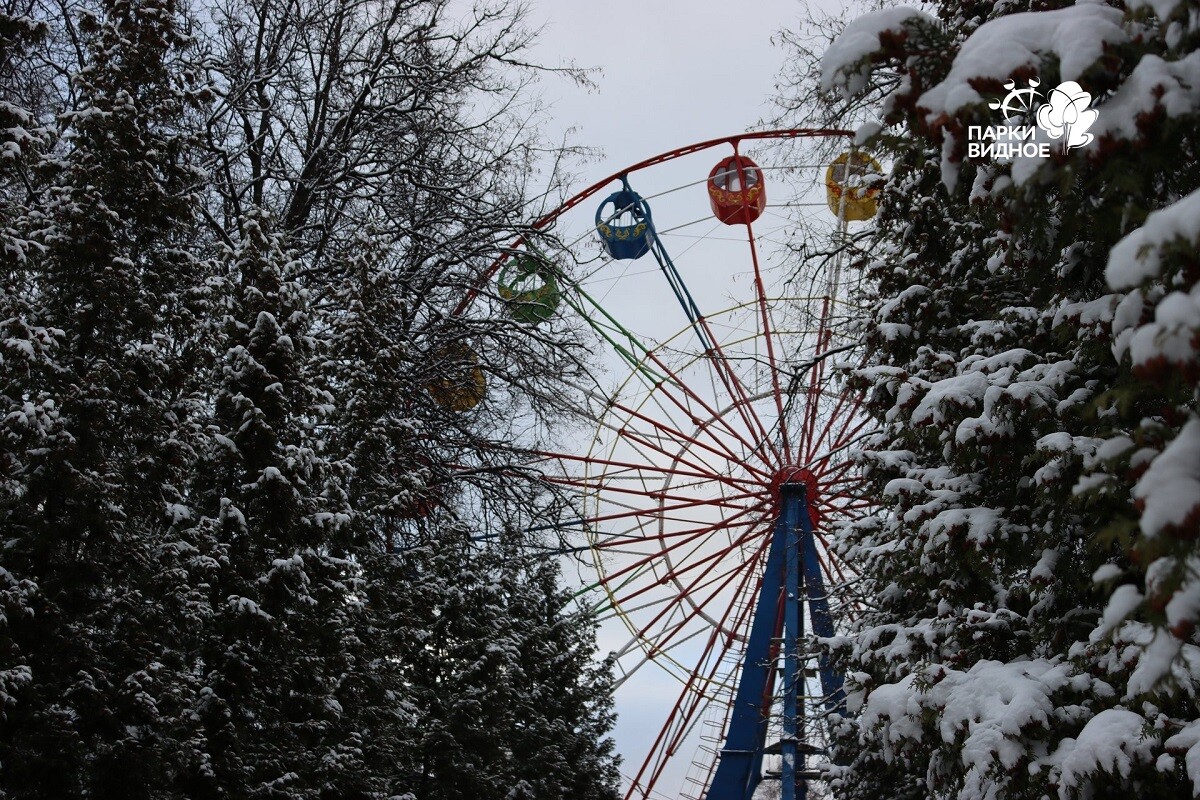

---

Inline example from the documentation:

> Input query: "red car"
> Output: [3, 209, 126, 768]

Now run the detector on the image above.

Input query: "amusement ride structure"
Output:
[442, 130, 882, 800]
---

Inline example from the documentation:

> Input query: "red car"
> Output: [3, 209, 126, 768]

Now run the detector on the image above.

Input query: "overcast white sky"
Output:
[516, 1, 845, 795]
[524, 0, 816, 172]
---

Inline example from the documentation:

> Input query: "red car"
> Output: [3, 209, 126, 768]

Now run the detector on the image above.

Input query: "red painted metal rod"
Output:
[593, 501, 771, 586]
[742, 210, 793, 463]
[639, 344, 780, 471]
[695, 311, 785, 467]
[542, 471, 769, 508]
[590, 507, 770, 553]
[533, 450, 761, 491]
[628, 536, 771, 800]
[613, 513, 772, 613]
[634, 528, 772, 653]
[606, 395, 774, 481]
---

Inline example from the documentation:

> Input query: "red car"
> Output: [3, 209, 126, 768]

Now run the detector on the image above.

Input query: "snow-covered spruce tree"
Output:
[0, 0, 213, 793]
[172, 212, 397, 797]
[386, 533, 620, 800]
[0, 0, 51, 751]
[316, 218, 620, 797]
[318, 227, 420, 552]
[316, 226, 621, 798]
[0, 0, 49, 258]
[788, 0, 1200, 798]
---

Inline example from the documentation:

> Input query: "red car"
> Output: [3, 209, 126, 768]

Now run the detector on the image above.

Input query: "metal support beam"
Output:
[706, 481, 817, 800]
[800, 506, 846, 715]
[781, 483, 802, 800]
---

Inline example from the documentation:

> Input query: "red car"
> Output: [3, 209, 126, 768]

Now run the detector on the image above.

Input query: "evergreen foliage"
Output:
[790, 0, 1200, 797]
[0, 0, 210, 791]
[0, 0, 619, 797]
[388, 537, 618, 800]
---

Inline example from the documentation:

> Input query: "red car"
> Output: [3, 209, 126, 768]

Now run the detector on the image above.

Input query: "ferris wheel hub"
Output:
[770, 466, 819, 516]
[771, 465, 816, 492]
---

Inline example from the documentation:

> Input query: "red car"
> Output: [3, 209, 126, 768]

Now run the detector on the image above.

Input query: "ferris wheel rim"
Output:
[452, 128, 855, 317]
[578, 295, 869, 685]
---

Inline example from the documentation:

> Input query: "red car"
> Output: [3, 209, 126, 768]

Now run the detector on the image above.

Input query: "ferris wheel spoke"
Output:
[625, 615, 751, 800]
[576, 399, 754, 491]
[690, 315, 785, 467]
[554, 502, 757, 552]
[819, 498, 871, 517]
[613, 516, 771, 617]
[591, 500, 771, 590]
[610, 425, 756, 496]
[798, 304, 837, 460]
[605, 396, 774, 482]
[811, 472, 859, 496]
[626, 649, 723, 800]
[812, 547, 848, 607]
[807, 456, 858, 485]
[820, 498, 874, 514]
[806, 445, 870, 485]
[634, 532, 770, 691]
[579, 493, 765, 530]
[601, 487, 767, 523]
[743, 221, 793, 463]
[597, 527, 768, 609]
[810, 401, 872, 462]
[635, 206, 783, 469]
[798, 385, 858, 464]
[816, 491, 872, 513]
[610, 619, 717, 691]
[641, 345, 782, 470]
[641, 373, 764, 474]
[607, 523, 769, 610]
[626, 536, 769, 800]
[635, 532, 772, 654]
[591, 504, 772, 556]
[589, 495, 770, 549]
[813, 471, 870, 495]
[543, 472, 767, 510]
[601, 561, 760, 634]
[823, 471, 872, 495]
[814, 532, 855, 586]
[602, 585, 708, 627]
[825, 416, 876, 457]
[592, 561, 660, 618]
[591, 332, 770, 467]
[800, 390, 827, 470]
[536, 451, 761, 493]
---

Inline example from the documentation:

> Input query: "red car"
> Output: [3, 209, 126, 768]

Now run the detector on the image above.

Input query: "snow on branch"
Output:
[1107, 188, 1200, 290]
[819, 7, 935, 96]
[1092, 52, 1200, 144]
[1134, 419, 1200, 540]
[918, 5, 1127, 123]
[1047, 708, 1160, 795]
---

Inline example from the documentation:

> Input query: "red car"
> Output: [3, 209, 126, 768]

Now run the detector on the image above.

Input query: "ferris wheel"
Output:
[444, 129, 883, 800]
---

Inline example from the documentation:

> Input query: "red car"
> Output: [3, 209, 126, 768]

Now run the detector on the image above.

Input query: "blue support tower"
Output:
[705, 478, 846, 800]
